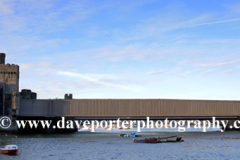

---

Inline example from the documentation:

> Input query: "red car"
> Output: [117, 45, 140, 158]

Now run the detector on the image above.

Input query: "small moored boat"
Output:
[78, 127, 92, 132]
[0, 145, 18, 155]
[133, 138, 157, 143]
[156, 136, 184, 143]
[120, 133, 142, 137]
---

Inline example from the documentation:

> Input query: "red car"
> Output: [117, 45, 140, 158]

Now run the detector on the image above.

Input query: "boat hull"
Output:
[156, 136, 183, 143]
[0, 149, 18, 155]
[133, 138, 157, 143]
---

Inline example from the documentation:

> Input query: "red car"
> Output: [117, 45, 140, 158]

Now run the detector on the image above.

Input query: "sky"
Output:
[0, 0, 240, 100]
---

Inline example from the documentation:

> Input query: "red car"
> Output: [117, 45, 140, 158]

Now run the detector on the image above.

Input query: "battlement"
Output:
[64, 93, 73, 99]
[5, 63, 19, 67]
[1, 63, 19, 68]
[0, 63, 19, 74]
[21, 89, 37, 99]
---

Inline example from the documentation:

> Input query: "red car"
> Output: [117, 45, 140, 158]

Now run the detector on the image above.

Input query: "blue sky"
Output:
[1, 0, 240, 100]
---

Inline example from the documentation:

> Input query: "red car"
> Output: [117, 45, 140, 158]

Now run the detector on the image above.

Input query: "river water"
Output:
[0, 131, 240, 160]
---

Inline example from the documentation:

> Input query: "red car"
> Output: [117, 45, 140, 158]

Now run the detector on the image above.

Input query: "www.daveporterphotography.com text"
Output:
[12, 117, 240, 132]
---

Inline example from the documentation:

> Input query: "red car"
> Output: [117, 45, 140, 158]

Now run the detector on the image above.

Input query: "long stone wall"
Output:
[19, 99, 240, 117]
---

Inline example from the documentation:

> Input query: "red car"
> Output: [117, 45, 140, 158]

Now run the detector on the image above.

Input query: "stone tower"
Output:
[0, 53, 20, 115]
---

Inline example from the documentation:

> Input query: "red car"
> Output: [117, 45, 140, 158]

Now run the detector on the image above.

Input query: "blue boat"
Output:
[120, 133, 142, 137]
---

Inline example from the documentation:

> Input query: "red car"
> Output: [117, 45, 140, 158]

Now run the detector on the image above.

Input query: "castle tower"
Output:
[0, 53, 20, 115]
[0, 53, 19, 94]
[0, 53, 5, 64]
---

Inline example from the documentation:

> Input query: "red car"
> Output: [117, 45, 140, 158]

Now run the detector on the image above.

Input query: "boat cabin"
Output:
[3, 145, 18, 150]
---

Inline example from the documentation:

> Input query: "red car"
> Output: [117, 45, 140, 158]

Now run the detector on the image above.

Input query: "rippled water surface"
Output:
[0, 131, 240, 160]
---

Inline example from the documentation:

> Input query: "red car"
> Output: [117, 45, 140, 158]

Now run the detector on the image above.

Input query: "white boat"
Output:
[156, 136, 183, 142]
[78, 127, 92, 132]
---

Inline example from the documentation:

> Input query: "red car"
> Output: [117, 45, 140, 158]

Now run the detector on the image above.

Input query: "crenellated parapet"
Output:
[64, 93, 73, 99]
[20, 89, 37, 100]
[0, 64, 19, 77]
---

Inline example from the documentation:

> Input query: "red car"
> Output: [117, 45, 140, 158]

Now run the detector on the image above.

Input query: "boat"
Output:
[78, 127, 91, 132]
[133, 138, 157, 143]
[156, 136, 184, 143]
[0, 145, 18, 155]
[120, 133, 142, 137]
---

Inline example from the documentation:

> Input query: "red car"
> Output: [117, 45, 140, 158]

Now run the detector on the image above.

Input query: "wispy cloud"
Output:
[222, 69, 234, 76]
[94, 44, 157, 61]
[189, 18, 240, 27]
[0, 0, 96, 33]
[58, 71, 137, 91]
[145, 70, 165, 75]
[199, 38, 240, 44]
[197, 61, 237, 67]
[118, 13, 213, 42]
[143, 34, 187, 51]
[182, 53, 240, 68]
[145, 67, 221, 77]
[197, 68, 218, 76]
[145, 68, 185, 76]
[0, 0, 14, 15]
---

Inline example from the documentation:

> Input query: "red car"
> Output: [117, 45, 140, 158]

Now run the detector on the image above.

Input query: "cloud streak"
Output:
[189, 18, 240, 27]
[58, 71, 137, 91]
